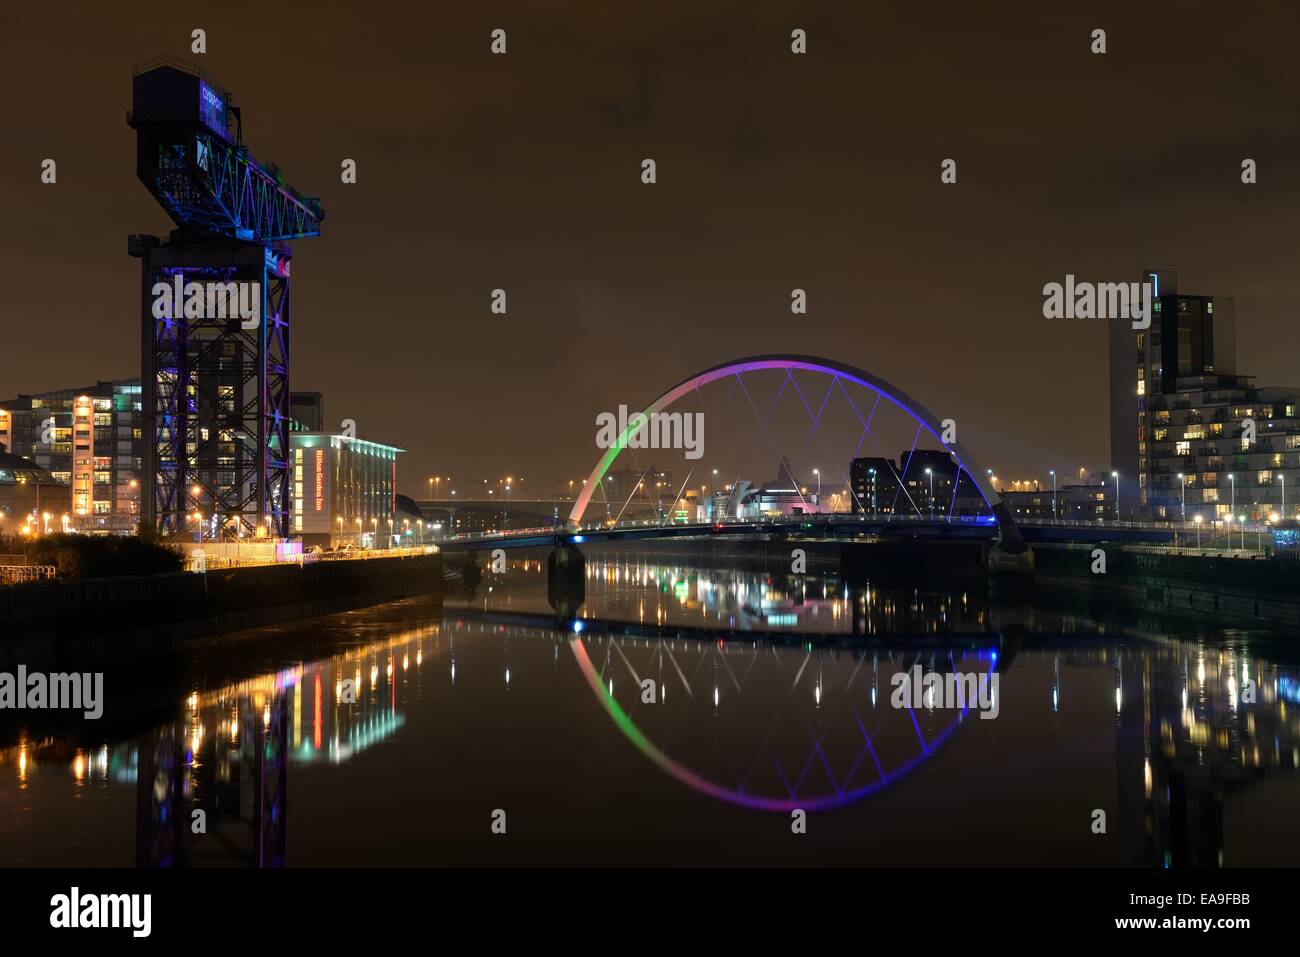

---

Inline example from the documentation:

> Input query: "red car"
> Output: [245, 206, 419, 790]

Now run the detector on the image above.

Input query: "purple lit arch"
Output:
[569, 355, 1023, 548]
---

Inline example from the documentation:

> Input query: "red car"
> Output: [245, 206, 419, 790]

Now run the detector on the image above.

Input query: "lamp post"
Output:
[1177, 472, 1185, 522]
[813, 468, 821, 504]
[869, 467, 877, 516]
[1111, 471, 1119, 521]
[925, 467, 933, 517]
[1049, 469, 1056, 520]
[1282, 474, 1286, 518]
[1228, 473, 1235, 516]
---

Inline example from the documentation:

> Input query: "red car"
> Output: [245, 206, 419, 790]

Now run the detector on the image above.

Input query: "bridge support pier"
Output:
[547, 544, 586, 619]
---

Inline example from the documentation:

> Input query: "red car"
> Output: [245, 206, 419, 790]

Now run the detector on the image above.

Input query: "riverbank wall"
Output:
[0, 554, 443, 655]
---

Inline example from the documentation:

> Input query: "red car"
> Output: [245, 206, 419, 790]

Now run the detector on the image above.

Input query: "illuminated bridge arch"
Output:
[569, 355, 1024, 551]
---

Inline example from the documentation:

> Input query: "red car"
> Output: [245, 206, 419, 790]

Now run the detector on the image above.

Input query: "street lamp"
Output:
[924, 467, 933, 516]
[1194, 514, 1203, 548]
[813, 468, 821, 504]
[1049, 469, 1056, 520]
[1177, 472, 1185, 521]
[869, 467, 877, 515]
[1110, 471, 1119, 520]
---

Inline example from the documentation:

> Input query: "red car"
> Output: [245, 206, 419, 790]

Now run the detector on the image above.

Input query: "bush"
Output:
[0, 532, 183, 579]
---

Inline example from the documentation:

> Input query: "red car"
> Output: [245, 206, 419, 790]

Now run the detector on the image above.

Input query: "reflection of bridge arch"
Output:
[569, 355, 1024, 550]
[570, 634, 999, 812]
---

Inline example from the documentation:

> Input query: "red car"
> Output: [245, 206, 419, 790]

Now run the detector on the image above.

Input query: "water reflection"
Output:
[2, 551, 1299, 866]
[457, 551, 993, 635]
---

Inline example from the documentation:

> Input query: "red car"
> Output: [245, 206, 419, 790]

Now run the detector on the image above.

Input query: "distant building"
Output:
[289, 431, 403, 546]
[0, 380, 142, 533]
[290, 391, 326, 432]
[850, 457, 901, 515]
[849, 449, 984, 517]
[1147, 376, 1300, 522]
[1109, 269, 1300, 521]
[0, 449, 72, 531]
[1001, 472, 1114, 522]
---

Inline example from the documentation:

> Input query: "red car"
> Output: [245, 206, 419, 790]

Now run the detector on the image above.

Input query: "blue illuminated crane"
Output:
[127, 56, 323, 538]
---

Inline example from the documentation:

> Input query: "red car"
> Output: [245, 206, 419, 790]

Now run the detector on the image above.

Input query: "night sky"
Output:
[3, 0, 1299, 496]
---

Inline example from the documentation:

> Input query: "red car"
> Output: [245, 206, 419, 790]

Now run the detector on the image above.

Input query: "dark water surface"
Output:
[3, 547, 1299, 866]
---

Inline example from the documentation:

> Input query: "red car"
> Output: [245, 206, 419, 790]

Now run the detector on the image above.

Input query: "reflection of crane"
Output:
[135, 693, 287, 867]
[127, 56, 323, 538]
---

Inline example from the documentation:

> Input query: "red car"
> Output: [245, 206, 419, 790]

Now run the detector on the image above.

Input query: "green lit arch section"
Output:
[569, 354, 1024, 550]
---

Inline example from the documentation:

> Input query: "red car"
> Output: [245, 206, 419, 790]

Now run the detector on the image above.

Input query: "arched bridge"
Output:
[439, 355, 1029, 558]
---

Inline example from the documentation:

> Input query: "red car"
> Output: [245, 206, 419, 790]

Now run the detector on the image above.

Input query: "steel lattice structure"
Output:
[128, 57, 320, 538]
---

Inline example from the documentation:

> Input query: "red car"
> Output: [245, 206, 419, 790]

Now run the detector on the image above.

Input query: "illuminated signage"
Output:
[314, 449, 324, 512]
[198, 81, 227, 138]
[264, 247, 291, 278]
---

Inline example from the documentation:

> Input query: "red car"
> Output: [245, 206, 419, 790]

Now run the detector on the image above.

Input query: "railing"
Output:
[182, 544, 438, 573]
[0, 564, 57, 585]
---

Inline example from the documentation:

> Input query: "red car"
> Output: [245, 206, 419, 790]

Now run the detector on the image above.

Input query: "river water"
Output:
[2, 546, 1298, 867]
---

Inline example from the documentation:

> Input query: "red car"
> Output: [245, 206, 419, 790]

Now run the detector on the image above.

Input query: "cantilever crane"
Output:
[127, 56, 324, 538]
